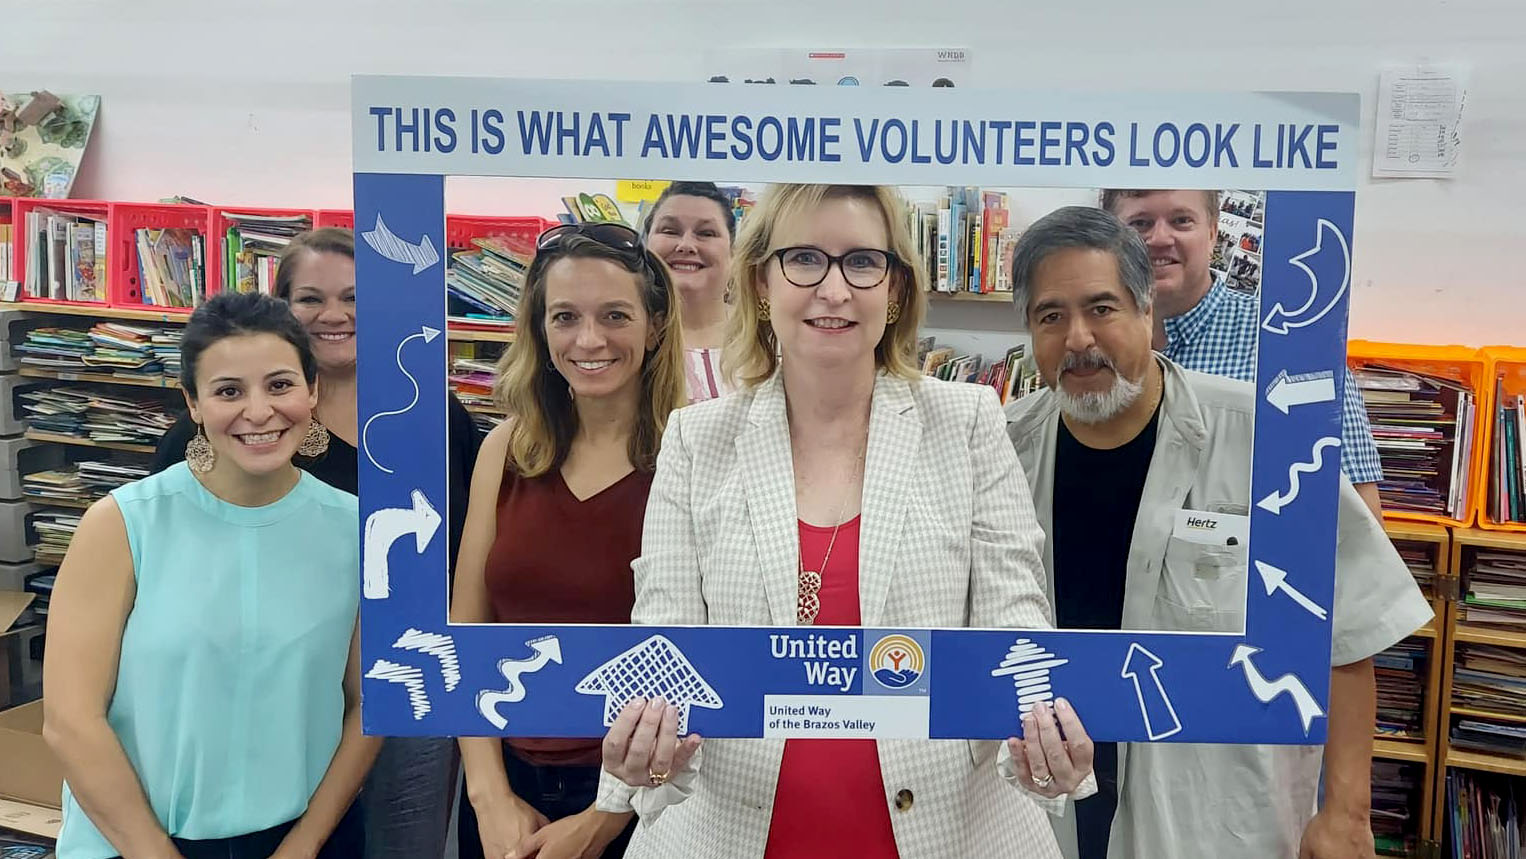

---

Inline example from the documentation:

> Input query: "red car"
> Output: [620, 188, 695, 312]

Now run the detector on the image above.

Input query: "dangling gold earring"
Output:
[758, 298, 771, 322]
[186, 424, 215, 473]
[886, 301, 901, 325]
[298, 419, 330, 457]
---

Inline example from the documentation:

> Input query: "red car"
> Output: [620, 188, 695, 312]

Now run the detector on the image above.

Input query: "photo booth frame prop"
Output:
[353, 76, 1358, 744]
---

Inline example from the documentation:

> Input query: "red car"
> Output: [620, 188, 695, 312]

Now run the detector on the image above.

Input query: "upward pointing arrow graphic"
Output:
[1121, 643, 1182, 741]
[1229, 644, 1325, 734]
[1254, 561, 1330, 620]
[361, 325, 442, 476]
[362, 489, 443, 600]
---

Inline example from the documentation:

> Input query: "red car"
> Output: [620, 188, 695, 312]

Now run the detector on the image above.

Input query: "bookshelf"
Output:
[1430, 527, 1526, 850]
[23, 431, 155, 455]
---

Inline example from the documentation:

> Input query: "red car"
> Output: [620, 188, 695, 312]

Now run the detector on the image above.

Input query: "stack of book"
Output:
[14, 323, 178, 381]
[221, 211, 312, 294]
[1375, 638, 1428, 739]
[909, 188, 1017, 296]
[1391, 539, 1438, 596]
[1464, 550, 1526, 629]
[134, 227, 206, 308]
[1356, 365, 1476, 519]
[29, 510, 79, 567]
[446, 234, 530, 326]
[918, 339, 1039, 405]
[1487, 375, 1526, 524]
[22, 461, 149, 507]
[0, 221, 12, 283]
[15, 327, 94, 370]
[22, 206, 106, 302]
[1371, 760, 1421, 857]
[18, 387, 176, 446]
[449, 357, 498, 410]
[24, 571, 54, 620]
[1451, 643, 1526, 759]
[1446, 769, 1525, 856]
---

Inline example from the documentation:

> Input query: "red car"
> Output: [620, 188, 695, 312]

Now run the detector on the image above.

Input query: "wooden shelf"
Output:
[1452, 527, 1526, 552]
[927, 290, 1013, 304]
[23, 496, 93, 510]
[1453, 624, 1526, 648]
[24, 430, 156, 455]
[1374, 738, 1430, 763]
[0, 301, 191, 324]
[447, 327, 515, 344]
[1446, 748, 1526, 778]
[18, 367, 181, 390]
[3, 302, 518, 344]
[1384, 520, 1451, 544]
[1412, 617, 1438, 639]
[1452, 706, 1526, 725]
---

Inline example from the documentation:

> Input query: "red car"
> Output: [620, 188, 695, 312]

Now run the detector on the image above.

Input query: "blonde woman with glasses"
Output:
[596, 184, 1096, 859]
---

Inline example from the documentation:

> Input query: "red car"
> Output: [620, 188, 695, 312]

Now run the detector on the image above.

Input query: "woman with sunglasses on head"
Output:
[451, 222, 687, 859]
[150, 227, 483, 859]
[640, 181, 736, 403]
[44, 292, 376, 859]
[597, 184, 1096, 858]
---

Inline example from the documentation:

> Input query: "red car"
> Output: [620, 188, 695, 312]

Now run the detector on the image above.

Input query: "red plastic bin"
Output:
[316, 209, 354, 230]
[109, 201, 214, 312]
[444, 214, 552, 251]
[9, 197, 112, 309]
[210, 207, 317, 295]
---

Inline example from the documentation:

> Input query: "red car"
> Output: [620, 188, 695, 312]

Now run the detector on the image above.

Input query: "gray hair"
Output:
[1009, 206, 1154, 329]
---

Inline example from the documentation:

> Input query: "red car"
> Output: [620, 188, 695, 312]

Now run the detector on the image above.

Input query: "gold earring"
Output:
[186, 425, 215, 473]
[298, 419, 330, 457]
[886, 301, 901, 325]
[758, 298, 771, 322]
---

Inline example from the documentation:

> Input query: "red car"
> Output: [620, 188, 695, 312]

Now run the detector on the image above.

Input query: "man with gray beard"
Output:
[1002, 207, 1431, 859]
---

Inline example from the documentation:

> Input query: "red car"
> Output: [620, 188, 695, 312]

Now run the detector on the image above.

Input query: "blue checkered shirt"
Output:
[1161, 280, 1384, 485]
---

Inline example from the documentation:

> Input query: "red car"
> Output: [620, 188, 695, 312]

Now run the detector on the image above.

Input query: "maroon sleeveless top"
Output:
[485, 465, 653, 765]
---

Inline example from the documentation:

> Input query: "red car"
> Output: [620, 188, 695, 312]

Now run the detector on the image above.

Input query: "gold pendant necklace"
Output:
[797, 444, 865, 625]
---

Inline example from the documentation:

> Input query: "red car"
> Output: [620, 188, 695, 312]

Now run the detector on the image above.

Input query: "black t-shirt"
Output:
[150, 393, 483, 585]
[1051, 402, 1159, 859]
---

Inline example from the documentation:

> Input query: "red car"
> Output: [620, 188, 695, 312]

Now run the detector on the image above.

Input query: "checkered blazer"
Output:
[598, 371, 1067, 859]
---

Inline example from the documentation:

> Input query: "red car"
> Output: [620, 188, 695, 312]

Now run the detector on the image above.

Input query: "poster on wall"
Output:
[351, 76, 1362, 750]
[703, 47, 971, 88]
[0, 91, 100, 198]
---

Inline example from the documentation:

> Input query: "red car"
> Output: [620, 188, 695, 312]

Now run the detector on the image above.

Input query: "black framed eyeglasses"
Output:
[771, 246, 899, 289]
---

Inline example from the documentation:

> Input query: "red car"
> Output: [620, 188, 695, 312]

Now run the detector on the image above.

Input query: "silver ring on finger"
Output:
[1032, 772, 1054, 789]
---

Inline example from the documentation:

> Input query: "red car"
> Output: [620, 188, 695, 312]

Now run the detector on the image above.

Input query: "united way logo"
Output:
[869, 634, 924, 690]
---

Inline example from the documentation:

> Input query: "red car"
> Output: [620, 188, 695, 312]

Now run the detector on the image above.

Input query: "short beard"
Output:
[1052, 349, 1144, 424]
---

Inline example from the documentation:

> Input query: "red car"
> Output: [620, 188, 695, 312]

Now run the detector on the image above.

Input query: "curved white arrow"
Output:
[361, 325, 441, 475]
[1254, 561, 1329, 621]
[393, 629, 461, 691]
[362, 489, 442, 600]
[1229, 644, 1324, 734]
[366, 659, 431, 720]
[477, 636, 564, 730]
[1121, 643, 1182, 740]
[362, 213, 440, 274]
[1257, 436, 1341, 514]
[1265, 370, 1336, 415]
[1262, 219, 1350, 335]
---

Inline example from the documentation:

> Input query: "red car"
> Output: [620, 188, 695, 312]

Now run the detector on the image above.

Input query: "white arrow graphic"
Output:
[366, 659, 431, 720]
[361, 326, 441, 475]
[393, 629, 461, 691]
[1265, 370, 1336, 415]
[1229, 644, 1324, 734]
[1257, 436, 1341, 514]
[363, 489, 443, 600]
[362, 213, 440, 274]
[1120, 643, 1182, 741]
[1262, 219, 1350, 335]
[1254, 561, 1330, 621]
[477, 636, 564, 730]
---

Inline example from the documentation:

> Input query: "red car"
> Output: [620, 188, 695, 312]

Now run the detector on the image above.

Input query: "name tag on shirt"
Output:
[1172, 508, 1249, 548]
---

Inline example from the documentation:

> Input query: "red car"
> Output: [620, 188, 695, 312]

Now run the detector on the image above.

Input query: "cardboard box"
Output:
[0, 701, 64, 841]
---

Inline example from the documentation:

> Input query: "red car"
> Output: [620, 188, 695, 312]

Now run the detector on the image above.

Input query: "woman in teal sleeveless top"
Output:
[42, 292, 378, 859]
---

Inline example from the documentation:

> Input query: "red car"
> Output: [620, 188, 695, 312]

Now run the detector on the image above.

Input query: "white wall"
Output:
[4, 0, 1523, 350]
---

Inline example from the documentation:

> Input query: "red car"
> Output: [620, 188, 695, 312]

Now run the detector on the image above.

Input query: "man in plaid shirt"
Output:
[1101, 189, 1385, 521]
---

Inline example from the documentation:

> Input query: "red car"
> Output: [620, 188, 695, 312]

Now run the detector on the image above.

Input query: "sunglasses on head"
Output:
[535, 222, 645, 259]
